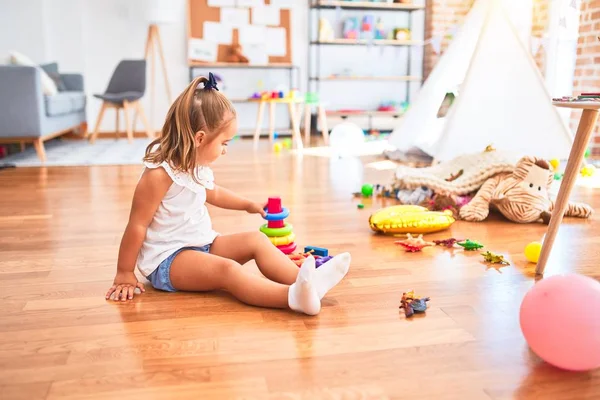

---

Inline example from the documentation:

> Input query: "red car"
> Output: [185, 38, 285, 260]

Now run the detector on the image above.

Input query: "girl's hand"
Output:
[105, 271, 145, 302]
[245, 201, 267, 218]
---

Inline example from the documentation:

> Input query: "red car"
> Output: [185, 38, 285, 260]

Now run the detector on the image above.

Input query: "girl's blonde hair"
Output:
[144, 75, 236, 177]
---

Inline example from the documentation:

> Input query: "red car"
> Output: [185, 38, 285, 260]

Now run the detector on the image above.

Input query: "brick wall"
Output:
[532, 0, 550, 73]
[424, 0, 549, 79]
[572, 0, 600, 155]
[423, 0, 474, 79]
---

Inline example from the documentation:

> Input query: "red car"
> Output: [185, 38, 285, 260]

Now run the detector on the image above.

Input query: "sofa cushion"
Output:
[45, 91, 86, 117]
[9, 52, 58, 96]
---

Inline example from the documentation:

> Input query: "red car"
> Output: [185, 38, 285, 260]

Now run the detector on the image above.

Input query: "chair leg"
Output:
[135, 101, 154, 138]
[33, 138, 46, 162]
[20, 141, 26, 152]
[78, 122, 88, 137]
[90, 102, 107, 144]
[123, 100, 133, 143]
[115, 106, 120, 139]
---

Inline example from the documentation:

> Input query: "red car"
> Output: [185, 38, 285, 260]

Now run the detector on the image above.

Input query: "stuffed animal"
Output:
[459, 156, 593, 223]
[226, 44, 249, 63]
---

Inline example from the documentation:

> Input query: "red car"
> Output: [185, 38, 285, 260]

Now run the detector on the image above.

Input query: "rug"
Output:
[0, 138, 153, 167]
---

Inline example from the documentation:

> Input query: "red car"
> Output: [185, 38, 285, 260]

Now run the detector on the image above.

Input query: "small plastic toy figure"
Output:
[395, 233, 435, 252]
[400, 290, 430, 318]
[481, 251, 510, 265]
[433, 238, 464, 248]
[457, 239, 484, 251]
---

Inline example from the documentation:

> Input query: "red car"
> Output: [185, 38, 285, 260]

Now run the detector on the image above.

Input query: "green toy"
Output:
[585, 148, 591, 158]
[553, 172, 563, 181]
[481, 251, 510, 265]
[361, 184, 374, 197]
[457, 239, 484, 251]
[357, 203, 364, 209]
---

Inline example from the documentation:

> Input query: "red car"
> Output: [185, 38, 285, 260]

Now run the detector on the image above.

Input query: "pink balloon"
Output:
[520, 273, 600, 371]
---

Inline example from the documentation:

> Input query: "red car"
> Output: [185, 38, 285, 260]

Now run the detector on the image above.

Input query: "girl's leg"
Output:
[169, 248, 321, 315]
[210, 232, 352, 299]
[210, 231, 300, 284]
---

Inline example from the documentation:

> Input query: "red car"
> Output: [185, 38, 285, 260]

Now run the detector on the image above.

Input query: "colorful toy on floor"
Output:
[481, 251, 510, 265]
[361, 183, 374, 197]
[357, 203, 364, 209]
[395, 233, 435, 252]
[260, 197, 297, 254]
[273, 142, 283, 153]
[288, 251, 332, 268]
[581, 164, 596, 177]
[399, 290, 430, 318]
[304, 246, 328, 257]
[457, 239, 484, 251]
[433, 238, 464, 248]
[369, 205, 455, 235]
[520, 273, 600, 371]
[549, 158, 560, 172]
[524, 241, 543, 263]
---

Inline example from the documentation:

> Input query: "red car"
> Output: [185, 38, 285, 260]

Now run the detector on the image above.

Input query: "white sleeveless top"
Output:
[136, 161, 219, 277]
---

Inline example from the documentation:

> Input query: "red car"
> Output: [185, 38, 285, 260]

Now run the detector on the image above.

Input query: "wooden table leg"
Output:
[268, 102, 276, 144]
[253, 101, 266, 150]
[318, 105, 329, 145]
[536, 108, 599, 275]
[304, 104, 311, 146]
[288, 101, 303, 150]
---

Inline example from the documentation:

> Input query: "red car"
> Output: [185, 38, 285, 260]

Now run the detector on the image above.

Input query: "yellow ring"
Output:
[268, 232, 295, 246]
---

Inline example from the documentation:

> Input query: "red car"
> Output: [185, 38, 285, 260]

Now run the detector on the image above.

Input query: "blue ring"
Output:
[263, 207, 290, 221]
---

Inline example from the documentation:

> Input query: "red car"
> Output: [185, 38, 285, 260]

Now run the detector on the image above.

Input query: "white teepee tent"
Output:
[388, 0, 573, 162]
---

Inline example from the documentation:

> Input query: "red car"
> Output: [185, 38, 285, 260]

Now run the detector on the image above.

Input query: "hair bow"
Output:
[204, 72, 219, 91]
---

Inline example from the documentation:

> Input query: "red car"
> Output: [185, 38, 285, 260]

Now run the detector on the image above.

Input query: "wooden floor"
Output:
[1, 140, 600, 400]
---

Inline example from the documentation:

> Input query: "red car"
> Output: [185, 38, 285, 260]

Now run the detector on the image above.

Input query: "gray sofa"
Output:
[0, 62, 87, 161]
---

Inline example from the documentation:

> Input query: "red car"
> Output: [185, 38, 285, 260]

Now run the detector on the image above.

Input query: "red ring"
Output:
[277, 242, 297, 254]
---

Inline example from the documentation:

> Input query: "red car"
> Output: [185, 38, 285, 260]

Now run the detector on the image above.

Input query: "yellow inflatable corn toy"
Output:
[369, 205, 455, 234]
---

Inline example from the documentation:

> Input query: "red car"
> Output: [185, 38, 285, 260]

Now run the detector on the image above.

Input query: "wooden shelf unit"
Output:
[311, 38, 423, 46]
[307, 1, 425, 133]
[310, 75, 422, 81]
[311, 1, 425, 11]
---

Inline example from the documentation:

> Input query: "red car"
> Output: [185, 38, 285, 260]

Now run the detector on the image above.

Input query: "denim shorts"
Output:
[147, 245, 211, 292]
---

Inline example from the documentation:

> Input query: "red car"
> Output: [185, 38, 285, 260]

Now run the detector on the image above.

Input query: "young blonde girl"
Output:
[105, 74, 351, 315]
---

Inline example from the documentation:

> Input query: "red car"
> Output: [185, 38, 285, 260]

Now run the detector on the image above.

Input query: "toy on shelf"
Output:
[457, 239, 484, 251]
[361, 15, 375, 40]
[260, 197, 297, 254]
[393, 28, 411, 41]
[481, 251, 510, 265]
[395, 233, 435, 252]
[374, 18, 386, 39]
[378, 101, 399, 112]
[319, 18, 334, 41]
[343, 17, 359, 39]
[399, 290, 430, 318]
[369, 205, 455, 235]
[226, 44, 249, 63]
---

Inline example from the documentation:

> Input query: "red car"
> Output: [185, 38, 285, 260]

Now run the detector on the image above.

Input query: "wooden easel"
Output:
[144, 24, 172, 130]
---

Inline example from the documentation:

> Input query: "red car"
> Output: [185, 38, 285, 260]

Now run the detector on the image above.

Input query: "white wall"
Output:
[0, 0, 424, 133]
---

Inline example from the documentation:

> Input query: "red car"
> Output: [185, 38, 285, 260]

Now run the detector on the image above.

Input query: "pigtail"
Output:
[144, 73, 236, 179]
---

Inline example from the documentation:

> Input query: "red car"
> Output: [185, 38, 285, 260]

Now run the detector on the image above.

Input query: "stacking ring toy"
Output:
[268, 232, 295, 246]
[277, 242, 297, 254]
[260, 223, 293, 237]
[263, 207, 290, 221]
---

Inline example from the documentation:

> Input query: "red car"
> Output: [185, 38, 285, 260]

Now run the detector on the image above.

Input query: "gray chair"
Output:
[89, 59, 153, 143]
[0, 62, 87, 161]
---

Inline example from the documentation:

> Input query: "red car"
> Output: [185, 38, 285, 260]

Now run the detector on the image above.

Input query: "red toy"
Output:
[261, 197, 297, 254]
[395, 234, 435, 253]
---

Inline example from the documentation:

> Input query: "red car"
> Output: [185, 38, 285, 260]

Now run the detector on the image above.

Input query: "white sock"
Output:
[288, 256, 321, 315]
[315, 252, 351, 299]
